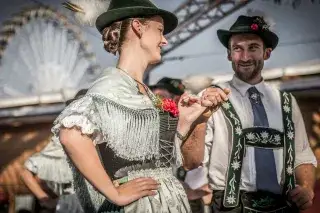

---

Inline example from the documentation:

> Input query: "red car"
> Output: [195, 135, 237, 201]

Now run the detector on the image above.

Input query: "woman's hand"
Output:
[178, 93, 206, 126]
[177, 88, 231, 137]
[113, 177, 159, 206]
[178, 88, 231, 127]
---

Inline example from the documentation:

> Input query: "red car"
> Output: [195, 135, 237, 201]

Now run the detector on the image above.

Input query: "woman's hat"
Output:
[96, 0, 178, 35]
[217, 15, 279, 50]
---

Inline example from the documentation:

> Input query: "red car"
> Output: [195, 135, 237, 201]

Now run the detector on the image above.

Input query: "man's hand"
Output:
[289, 185, 314, 210]
[200, 87, 231, 117]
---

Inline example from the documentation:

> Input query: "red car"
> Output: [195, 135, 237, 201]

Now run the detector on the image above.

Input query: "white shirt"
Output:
[203, 75, 317, 191]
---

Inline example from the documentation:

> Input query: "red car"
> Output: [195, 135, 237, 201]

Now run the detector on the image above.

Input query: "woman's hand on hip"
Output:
[113, 177, 159, 206]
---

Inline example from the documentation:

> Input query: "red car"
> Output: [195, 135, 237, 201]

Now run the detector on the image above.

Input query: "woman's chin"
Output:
[149, 55, 162, 65]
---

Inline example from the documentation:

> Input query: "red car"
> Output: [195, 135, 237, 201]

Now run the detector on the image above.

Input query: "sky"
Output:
[0, 0, 319, 89]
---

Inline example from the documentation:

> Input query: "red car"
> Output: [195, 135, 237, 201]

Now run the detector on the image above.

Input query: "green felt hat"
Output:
[96, 0, 178, 35]
[217, 15, 279, 50]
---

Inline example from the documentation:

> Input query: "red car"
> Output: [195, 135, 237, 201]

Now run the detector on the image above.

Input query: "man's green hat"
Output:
[217, 15, 279, 50]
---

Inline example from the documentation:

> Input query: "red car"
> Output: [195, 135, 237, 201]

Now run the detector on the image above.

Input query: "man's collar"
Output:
[230, 75, 267, 97]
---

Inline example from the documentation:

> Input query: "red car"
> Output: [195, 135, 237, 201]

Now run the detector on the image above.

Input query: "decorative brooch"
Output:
[251, 17, 270, 31]
[250, 23, 259, 31]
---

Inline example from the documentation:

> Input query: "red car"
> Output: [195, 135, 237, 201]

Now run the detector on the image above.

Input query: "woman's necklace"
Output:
[116, 67, 157, 103]
[116, 67, 179, 117]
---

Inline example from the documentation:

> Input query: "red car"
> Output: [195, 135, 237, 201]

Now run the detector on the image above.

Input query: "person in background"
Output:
[20, 89, 87, 213]
[149, 77, 185, 103]
[182, 75, 213, 96]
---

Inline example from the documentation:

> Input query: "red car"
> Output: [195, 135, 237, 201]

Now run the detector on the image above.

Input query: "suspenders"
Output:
[218, 91, 295, 208]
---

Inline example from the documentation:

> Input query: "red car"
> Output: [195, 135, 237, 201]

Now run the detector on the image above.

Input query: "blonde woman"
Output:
[53, 0, 226, 212]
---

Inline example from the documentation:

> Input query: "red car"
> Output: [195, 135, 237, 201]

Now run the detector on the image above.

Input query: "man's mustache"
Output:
[238, 61, 255, 66]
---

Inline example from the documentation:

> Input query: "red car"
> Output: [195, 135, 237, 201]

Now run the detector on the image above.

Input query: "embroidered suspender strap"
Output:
[280, 92, 296, 196]
[220, 100, 245, 208]
[242, 127, 284, 148]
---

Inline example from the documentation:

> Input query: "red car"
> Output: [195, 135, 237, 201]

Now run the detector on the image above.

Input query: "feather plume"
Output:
[182, 75, 213, 95]
[63, 0, 110, 26]
[246, 9, 276, 31]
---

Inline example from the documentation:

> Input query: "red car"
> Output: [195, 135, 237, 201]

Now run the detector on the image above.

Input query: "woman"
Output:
[52, 0, 220, 212]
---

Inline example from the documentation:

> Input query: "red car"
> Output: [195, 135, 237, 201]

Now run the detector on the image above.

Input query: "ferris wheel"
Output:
[0, 6, 101, 98]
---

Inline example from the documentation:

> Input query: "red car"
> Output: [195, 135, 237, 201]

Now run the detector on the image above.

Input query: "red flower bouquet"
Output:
[154, 96, 179, 117]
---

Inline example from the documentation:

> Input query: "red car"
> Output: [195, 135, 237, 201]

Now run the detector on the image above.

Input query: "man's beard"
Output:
[232, 60, 264, 83]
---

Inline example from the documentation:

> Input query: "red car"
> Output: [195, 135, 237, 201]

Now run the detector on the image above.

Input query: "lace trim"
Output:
[60, 115, 96, 135]
[58, 115, 102, 144]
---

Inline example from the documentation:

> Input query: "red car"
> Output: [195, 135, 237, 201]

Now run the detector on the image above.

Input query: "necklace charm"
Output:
[250, 93, 260, 104]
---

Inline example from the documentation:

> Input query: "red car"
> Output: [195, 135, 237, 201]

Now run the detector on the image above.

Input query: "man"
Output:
[149, 77, 185, 103]
[181, 15, 317, 212]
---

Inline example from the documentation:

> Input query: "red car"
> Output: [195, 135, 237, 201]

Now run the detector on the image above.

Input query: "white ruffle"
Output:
[60, 114, 97, 136]
[52, 96, 103, 144]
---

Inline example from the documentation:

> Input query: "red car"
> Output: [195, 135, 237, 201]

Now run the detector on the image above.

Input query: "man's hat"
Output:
[96, 0, 178, 35]
[217, 15, 279, 50]
[149, 77, 185, 96]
